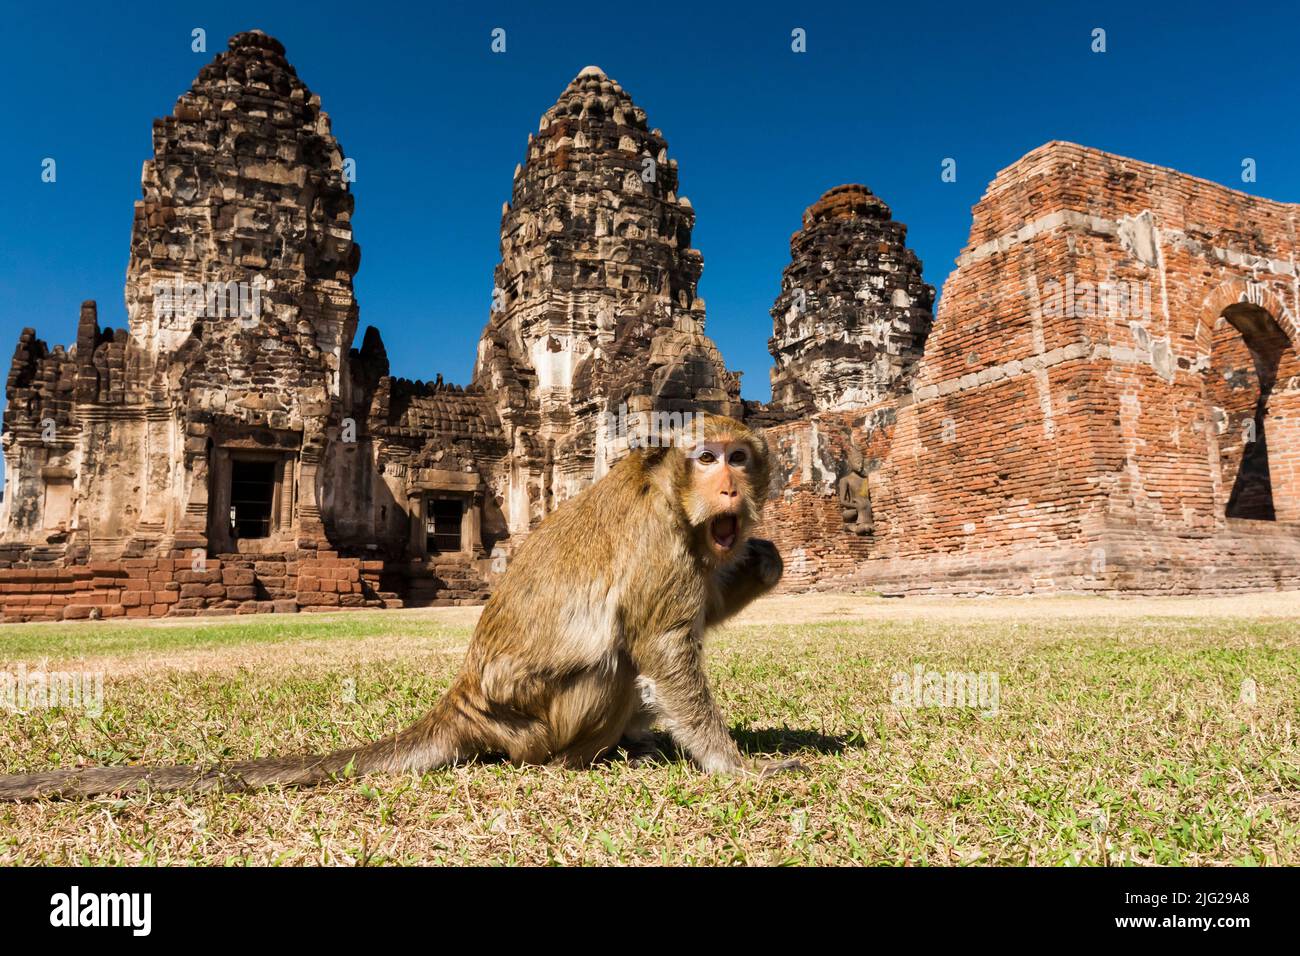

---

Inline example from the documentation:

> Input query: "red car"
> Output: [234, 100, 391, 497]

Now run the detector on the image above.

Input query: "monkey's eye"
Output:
[728, 449, 748, 466]
[697, 450, 718, 465]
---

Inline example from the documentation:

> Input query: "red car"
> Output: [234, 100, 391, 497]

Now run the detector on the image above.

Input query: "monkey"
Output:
[0, 413, 798, 801]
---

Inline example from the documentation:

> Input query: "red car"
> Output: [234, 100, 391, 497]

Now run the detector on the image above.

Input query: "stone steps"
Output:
[401, 558, 490, 607]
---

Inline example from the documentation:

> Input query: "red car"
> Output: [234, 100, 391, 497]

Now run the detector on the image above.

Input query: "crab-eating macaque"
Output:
[0, 414, 795, 801]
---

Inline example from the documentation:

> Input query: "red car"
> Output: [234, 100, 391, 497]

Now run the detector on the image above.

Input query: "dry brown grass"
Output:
[1, 592, 1296, 865]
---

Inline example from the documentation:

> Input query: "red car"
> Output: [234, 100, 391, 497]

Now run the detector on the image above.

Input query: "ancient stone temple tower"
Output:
[768, 185, 934, 414]
[0, 40, 748, 620]
[3, 29, 360, 564]
[474, 65, 742, 528]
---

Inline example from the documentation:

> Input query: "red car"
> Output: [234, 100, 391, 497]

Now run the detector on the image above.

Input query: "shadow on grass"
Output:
[734, 726, 857, 757]
[605, 727, 856, 766]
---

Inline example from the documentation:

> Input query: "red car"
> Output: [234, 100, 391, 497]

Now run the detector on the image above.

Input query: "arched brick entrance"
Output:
[1199, 280, 1300, 523]
[1208, 306, 1287, 518]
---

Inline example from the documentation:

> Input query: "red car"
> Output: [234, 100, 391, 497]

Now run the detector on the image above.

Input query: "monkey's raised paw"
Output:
[744, 538, 784, 588]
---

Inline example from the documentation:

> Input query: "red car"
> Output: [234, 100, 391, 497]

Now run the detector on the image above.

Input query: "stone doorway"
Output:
[425, 498, 464, 554]
[230, 459, 276, 538]
[407, 472, 485, 560]
[1208, 304, 1292, 520]
[207, 446, 297, 553]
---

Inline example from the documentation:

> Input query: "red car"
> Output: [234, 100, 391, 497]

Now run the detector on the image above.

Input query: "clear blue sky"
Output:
[1, 0, 1296, 405]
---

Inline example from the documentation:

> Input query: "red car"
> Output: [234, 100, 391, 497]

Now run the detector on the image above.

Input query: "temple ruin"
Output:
[762, 143, 1300, 593]
[2, 32, 1297, 621]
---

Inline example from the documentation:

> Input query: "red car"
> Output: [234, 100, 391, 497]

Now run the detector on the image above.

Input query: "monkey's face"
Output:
[681, 437, 764, 561]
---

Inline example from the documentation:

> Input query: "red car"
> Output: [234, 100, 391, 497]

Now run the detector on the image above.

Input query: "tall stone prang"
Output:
[768, 185, 934, 415]
[0, 30, 508, 621]
[474, 66, 742, 530]
[3, 30, 363, 562]
[130, 29, 361, 554]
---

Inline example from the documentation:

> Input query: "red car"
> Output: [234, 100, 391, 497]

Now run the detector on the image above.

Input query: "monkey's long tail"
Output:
[0, 699, 468, 802]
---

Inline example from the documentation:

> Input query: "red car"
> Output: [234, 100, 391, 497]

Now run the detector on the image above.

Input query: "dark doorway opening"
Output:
[230, 459, 276, 539]
[426, 498, 463, 553]
[1219, 305, 1289, 521]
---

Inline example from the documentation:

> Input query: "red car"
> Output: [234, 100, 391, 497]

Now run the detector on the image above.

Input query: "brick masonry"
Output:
[758, 143, 1300, 594]
[0, 552, 392, 624]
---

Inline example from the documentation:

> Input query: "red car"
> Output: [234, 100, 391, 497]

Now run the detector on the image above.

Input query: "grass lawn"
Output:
[0, 593, 1296, 865]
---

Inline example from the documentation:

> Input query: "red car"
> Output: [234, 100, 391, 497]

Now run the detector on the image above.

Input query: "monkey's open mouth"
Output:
[710, 514, 738, 551]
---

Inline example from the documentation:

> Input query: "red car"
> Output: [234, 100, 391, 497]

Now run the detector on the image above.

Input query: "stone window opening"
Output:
[1212, 304, 1292, 521]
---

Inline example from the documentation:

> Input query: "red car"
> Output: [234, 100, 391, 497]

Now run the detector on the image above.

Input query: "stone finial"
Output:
[228, 29, 287, 57]
[804, 184, 890, 228]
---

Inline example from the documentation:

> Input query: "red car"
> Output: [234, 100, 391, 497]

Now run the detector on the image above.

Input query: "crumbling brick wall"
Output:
[0, 552, 387, 624]
[761, 143, 1300, 594]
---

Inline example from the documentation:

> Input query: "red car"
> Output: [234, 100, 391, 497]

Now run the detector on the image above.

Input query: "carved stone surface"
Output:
[769, 185, 934, 415]
[837, 445, 874, 535]
[473, 65, 742, 528]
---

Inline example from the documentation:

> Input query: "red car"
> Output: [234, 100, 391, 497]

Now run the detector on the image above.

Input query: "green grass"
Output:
[0, 604, 1296, 865]
[0, 612, 463, 659]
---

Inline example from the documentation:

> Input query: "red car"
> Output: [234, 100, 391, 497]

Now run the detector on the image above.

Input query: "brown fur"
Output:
[0, 414, 789, 801]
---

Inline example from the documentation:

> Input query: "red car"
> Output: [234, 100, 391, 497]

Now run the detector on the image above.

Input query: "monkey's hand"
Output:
[743, 538, 784, 589]
[706, 538, 784, 627]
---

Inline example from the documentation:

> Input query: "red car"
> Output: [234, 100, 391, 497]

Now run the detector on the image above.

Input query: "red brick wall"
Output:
[760, 142, 1300, 595]
[0, 553, 389, 623]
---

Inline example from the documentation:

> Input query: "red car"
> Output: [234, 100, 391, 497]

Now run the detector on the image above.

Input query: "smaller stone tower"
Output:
[768, 185, 934, 414]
